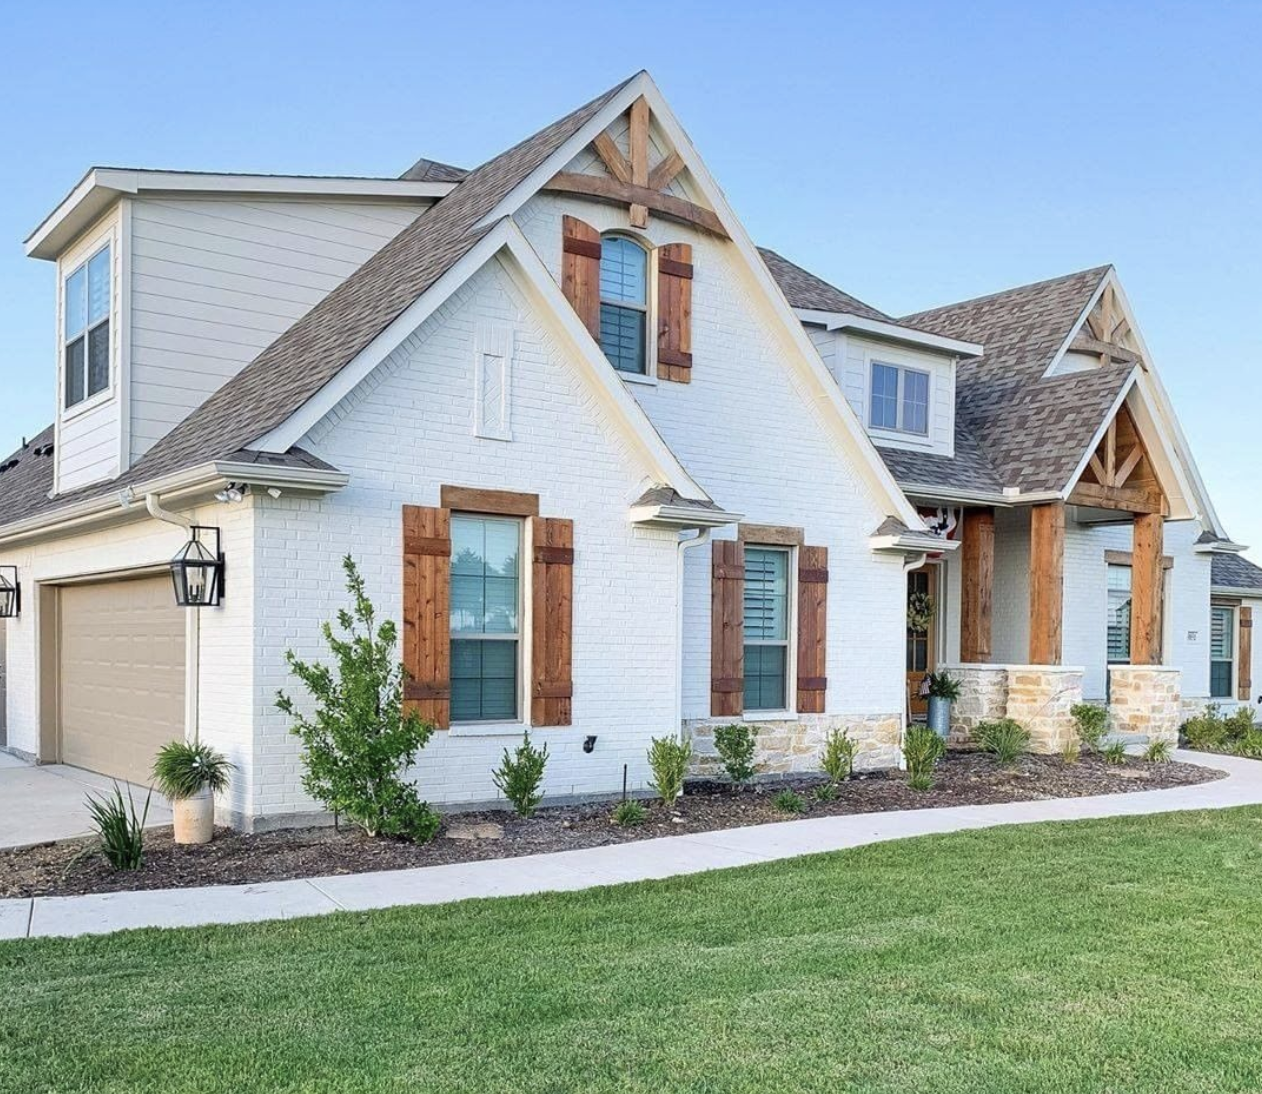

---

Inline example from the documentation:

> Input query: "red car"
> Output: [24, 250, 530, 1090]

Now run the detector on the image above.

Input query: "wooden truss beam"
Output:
[545, 172, 730, 238]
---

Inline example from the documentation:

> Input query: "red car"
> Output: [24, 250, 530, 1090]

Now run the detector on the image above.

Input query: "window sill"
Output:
[619, 370, 658, 387]
[448, 721, 531, 738]
[742, 710, 799, 723]
[62, 385, 115, 422]
[869, 426, 932, 447]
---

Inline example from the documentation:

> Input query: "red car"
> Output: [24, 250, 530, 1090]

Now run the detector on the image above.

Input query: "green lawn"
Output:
[5, 809, 1262, 1093]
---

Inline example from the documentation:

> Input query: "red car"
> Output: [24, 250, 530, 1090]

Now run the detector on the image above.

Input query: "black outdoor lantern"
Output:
[170, 526, 224, 608]
[0, 565, 20, 619]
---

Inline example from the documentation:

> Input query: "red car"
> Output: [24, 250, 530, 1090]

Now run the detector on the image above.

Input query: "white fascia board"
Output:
[1212, 585, 1262, 597]
[25, 168, 449, 259]
[0, 462, 345, 548]
[1196, 541, 1249, 556]
[479, 72, 927, 533]
[628, 504, 742, 529]
[793, 308, 983, 357]
[250, 217, 712, 505]
[870, 532, 962, 553]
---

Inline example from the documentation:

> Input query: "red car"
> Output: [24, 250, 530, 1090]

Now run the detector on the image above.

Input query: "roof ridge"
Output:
[903, 265, 1112, 324]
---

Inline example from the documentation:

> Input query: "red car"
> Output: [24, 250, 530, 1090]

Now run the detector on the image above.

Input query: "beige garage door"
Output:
[59, 575, 185, 784]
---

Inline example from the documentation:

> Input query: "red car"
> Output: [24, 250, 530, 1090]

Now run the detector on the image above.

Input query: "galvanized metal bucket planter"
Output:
[927, 696, 952, 739]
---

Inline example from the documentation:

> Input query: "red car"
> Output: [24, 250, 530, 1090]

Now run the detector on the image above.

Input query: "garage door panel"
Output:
[59, 576, 185, 785]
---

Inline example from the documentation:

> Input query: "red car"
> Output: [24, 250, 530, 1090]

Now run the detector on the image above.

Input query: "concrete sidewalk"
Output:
[0, 755, 173, 851]
[3, 749, 1259, 941]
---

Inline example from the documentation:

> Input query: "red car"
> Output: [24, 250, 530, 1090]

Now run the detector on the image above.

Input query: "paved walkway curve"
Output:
[3, 749, 1260, 941]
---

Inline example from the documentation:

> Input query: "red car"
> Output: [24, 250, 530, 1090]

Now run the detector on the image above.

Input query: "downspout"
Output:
[676, 528, 712, 743]
[144, 493, 199, 744]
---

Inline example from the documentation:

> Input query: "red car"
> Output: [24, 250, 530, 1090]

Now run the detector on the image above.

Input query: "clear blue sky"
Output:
[2, 1, 1259, 556]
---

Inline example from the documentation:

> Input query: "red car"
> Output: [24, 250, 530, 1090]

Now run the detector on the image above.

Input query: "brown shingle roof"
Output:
[1212, 553, 1262, 592]
[758, 248, 893, 322]
[0, 75, 636, 534]
[400, 157, 469, 183]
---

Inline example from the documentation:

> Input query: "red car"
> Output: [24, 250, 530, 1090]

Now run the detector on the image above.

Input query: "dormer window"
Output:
[64, 244, 111, 408]
[870, 361, 929, 436]
[598, 234, 649, 375]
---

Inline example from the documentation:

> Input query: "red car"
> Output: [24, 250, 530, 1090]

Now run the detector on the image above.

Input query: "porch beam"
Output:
[960, 507, 994, 662]
[1131, 512, 1164, 665]
[1029, 502, 1065, 665]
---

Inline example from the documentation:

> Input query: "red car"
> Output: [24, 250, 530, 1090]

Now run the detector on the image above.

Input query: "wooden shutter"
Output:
[562, 216, 601, 340]
[711, 539, 744, 716]
[532, 517, 574, 726]
[1240, 606, 1254, 702]
[657, 242, 693, 383]
[402, 505, 451, 729]
[797, 546, 828, 713]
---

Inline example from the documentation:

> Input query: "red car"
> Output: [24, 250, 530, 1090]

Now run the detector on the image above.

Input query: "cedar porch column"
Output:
[1029, 502, 1065, 665]
[960, 507, 995, 662]
[1130, 512, 1164, 665]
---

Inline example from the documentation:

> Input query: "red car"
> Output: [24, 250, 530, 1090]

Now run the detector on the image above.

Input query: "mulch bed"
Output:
[0, 752, 1223, 899]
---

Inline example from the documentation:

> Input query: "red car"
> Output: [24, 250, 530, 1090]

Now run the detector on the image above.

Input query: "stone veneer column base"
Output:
[944, 664, 1084, 754]
[946, 665, 1009, 747]
[1108, 666, 1182, 746]
[685, 713, 902, 778]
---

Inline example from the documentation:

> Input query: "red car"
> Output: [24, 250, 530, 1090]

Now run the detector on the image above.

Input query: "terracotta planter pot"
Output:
[172, 786, 215, 845]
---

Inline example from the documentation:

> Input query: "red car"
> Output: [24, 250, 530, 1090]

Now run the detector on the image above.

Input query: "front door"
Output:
[906, 565, 938, 719]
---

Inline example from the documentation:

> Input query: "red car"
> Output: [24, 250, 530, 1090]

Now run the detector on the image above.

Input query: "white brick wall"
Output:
[518, 194, 908, 729]
[252, 257, 680, 818]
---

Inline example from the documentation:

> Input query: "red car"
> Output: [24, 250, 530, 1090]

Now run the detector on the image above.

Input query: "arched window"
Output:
[598, 235, 649, 375]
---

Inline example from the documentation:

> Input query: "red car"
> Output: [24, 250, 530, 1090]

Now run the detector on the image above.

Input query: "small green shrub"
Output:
[86, 783, 151, 870]
[1143, 739, 1172, 763]
[151, 740, 233, 800]
[610, 799, 647, 827]
[904, 724, 946, 792]
[1061, 740, 1081, 765]
[974, 718, 1031, 766]
[492, 731, 549, 818]
[820, 728, 857, 785]
[714, 723, 757, 787]
[1225, 707, 1259, 739]
[647, 736, 691, 807]
[276, 556, 439, 842]
[773, 789, 806, 814]
[1233, 730, 1262, 760]
[813, 782, 837, 803]
[1071, 703, 1110, 752]
[925, 671, 962, 701]
[1181, 705, 1230, 751]
[1103, 741, 1128, 765]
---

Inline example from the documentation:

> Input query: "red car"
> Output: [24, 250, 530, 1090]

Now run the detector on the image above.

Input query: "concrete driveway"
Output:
[0, 753, 173, 850]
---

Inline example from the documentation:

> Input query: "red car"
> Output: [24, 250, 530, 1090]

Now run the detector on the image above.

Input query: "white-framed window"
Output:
[743, 546, 793, 712]
[450, 515, 522, 723]
[63, 244, 112, 408]
[1211, 604, 1236, 699]
[870, 361, 929, 435]
[599, 234, 650, 375]
[1107, 564, 1132, 664]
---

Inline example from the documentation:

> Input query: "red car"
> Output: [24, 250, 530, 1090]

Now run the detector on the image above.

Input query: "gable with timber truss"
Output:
[1069, 402, 1168, 515]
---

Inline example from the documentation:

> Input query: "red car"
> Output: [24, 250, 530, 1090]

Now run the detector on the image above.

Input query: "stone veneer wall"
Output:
[686, 714, 902, 779]
[946, 664, 1084, 754]
[1108, 666, 1182, 746]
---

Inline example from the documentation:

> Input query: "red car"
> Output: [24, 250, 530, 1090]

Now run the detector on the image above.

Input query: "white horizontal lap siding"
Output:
[55, 207, 124, 492]
[517, 194, 907, 723]
[843, 335, 956, 458]
[251, 259, 678, 817]
[127, 196, 426, 462]
[0, 505, 256, 821]
[1060, 518, 1209, 701]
